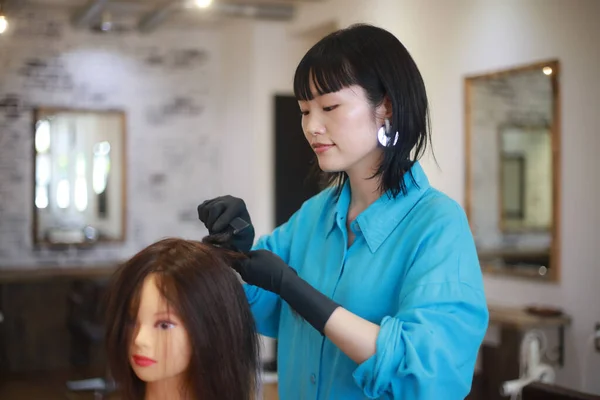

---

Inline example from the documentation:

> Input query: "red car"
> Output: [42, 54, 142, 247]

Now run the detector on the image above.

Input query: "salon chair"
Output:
[65, 278, 116, 399]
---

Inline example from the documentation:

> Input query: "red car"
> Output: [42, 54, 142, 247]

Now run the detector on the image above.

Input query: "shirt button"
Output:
[310, 374, 316, 384]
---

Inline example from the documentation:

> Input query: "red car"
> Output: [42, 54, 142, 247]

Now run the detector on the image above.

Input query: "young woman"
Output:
[104, 236, 260, 400]
[198, 23, 489, 399]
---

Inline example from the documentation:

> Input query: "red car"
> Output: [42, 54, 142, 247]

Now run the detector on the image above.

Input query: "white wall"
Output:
[0, 10, 223, 266]
[281, 0, 600, 394]
[219, 19, 322, 364]
[220, 21, 317, 240]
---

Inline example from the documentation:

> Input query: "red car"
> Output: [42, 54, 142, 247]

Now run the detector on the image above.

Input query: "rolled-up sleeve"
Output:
[353, 282, 487, 399]
[353, 206, 489, 399]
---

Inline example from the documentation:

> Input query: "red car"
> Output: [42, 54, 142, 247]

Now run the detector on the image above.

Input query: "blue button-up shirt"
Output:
[247, 162, 489, 399]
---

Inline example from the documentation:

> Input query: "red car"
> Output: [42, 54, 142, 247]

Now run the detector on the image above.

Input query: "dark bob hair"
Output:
[294, 23, 432, 197]
[104, 235, 260, 400]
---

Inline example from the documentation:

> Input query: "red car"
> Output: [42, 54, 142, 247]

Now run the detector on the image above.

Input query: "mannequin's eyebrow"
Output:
[154, 311, 172, 316]
[154, 310, 181, 318]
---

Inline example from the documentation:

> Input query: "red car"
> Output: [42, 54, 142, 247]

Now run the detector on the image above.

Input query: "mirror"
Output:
[33, 108, 126, 246]
[465, 60, 560, 281]
[500, 125, 552, 232]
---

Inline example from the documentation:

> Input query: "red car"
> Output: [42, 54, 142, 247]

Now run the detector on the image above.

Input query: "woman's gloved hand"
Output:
[234, 250, 297, 294]
[197, 195, 255, 253]
[236, 250, 340, 336]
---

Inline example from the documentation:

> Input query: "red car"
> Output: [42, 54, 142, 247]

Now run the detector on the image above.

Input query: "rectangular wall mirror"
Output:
[465, 60, 560, 281]
[32, 108, 126, 246]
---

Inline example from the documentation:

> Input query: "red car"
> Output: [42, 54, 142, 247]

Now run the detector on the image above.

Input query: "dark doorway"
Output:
[269, 94, 321, 373]
[274, 95, 321, 226]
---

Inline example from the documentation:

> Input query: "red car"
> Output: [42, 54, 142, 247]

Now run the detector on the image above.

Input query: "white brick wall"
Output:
[0, 10, 222, 267]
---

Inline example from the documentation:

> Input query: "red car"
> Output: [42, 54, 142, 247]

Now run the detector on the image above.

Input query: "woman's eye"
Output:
[156, 321, 175, 330]
[323, 105, 338, 112]
[300, 110, 309, 116]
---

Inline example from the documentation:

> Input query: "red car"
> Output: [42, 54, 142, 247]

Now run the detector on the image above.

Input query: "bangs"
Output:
[153, 272, 182, 318]
[126, 284, 142, 320]
[125, 271, 180, 322]
[294, 47, 357, 101]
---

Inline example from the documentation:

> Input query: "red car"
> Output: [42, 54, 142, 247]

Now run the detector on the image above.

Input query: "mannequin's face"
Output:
[128, 274, 191, 384]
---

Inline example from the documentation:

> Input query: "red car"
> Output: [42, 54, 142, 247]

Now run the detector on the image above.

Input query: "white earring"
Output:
[377, 118, 399, 147]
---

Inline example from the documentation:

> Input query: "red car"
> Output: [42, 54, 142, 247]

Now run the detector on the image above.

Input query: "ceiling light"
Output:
[542, 66, 553, 76]
[195, 0, 213, 8]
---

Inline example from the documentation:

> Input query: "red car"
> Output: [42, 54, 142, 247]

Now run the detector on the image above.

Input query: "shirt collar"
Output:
[326, 161, 431, 253]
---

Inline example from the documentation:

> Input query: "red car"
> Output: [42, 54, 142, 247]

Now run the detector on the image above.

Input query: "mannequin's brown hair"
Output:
[104, 235, 260, 399]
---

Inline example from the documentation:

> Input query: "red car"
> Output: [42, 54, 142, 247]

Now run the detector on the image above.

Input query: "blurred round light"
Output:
[543, 67, 553, 75]
[195, 0, 213, 8]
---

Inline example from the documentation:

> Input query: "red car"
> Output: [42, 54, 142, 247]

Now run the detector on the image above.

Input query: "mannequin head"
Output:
[105, 237, 260, 400]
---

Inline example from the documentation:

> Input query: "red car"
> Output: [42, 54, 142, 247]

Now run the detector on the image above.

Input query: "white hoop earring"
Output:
[377, 118, 399, 147]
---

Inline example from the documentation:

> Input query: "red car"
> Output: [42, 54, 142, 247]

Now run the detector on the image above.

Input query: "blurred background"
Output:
[0, 0, 598, 399]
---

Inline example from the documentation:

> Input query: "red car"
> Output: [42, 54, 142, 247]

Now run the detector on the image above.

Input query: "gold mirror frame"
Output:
[31, 107, 128, 247]
[464, 60, 561, 282]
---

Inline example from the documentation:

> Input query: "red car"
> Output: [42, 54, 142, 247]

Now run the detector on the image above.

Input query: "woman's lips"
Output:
[132, 355, 157, 367]
[312, 144, 335, 154]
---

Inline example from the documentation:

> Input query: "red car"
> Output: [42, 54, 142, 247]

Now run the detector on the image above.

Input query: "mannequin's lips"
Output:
[132, 355, 157, 367]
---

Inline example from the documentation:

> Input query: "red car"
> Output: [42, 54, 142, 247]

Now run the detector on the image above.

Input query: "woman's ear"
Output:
[375, 95, 393, 121]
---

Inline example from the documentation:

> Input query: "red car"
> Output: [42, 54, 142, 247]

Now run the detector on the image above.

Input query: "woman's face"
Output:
[298, 82, 388, 177]
[128, 274, 191, 384]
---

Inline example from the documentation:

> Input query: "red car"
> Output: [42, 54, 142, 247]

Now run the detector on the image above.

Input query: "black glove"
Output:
[197, 195, 255, 253]
[236, 250, 340, 335]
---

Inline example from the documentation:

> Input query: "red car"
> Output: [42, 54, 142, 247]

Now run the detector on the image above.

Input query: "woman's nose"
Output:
[304, 114, 325, 136]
